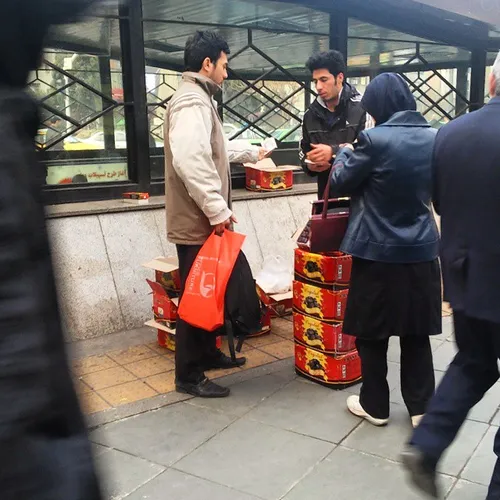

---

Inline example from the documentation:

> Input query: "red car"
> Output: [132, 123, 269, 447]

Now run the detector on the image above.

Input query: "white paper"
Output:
[263, 137, 278, 152]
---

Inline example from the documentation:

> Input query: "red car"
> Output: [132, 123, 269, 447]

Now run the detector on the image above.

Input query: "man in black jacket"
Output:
[402, 51, 500, 500]
[0, 1, 102, 499]
[300, 50, 367, 197]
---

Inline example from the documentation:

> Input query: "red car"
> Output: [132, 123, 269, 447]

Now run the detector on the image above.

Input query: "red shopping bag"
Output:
[178, 230, 246, 331]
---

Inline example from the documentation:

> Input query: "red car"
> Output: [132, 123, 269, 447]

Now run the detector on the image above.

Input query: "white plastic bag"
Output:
[256, 255, 293, 294]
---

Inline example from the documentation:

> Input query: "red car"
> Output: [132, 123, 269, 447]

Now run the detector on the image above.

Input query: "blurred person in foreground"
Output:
[164, 31, 267, 398]
[329, 74, 441, 429]
[402, 51, 500, 500]
[0, 1, 102, 499]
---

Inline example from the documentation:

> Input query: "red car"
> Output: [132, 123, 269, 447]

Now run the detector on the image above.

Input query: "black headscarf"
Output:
[361, 73, 417, 125]
[0, 0, 96, 88]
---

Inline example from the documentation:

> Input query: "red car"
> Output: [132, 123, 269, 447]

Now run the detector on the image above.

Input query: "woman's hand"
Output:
[339, 143, 354, 151]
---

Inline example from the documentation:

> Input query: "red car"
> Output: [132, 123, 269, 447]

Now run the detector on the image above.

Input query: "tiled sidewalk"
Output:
[72, 318, 295, 416]
[85, 313, 500, 500]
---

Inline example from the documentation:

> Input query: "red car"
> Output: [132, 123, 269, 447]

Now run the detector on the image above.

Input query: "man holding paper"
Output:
[300, 50, 368, 197]
[164, 30, 268, 398]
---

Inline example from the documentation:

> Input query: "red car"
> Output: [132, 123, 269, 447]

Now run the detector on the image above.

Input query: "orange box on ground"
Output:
[293, 280, 348, 321]
[146, 279, 179, 328]
[294, 248, 352, 287]
[293, 312, 356, 354]
[143, 257, 181, 294]
[243, 158, 298, 192]
[294, 342, 361, 389]
[257, 285, 293, 318]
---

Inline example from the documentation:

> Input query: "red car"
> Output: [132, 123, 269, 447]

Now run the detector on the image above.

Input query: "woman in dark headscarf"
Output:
[329, 73, 441, 428]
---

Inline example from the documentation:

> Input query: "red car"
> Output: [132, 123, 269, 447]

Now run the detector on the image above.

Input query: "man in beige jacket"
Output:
[164, 30, 266, 398]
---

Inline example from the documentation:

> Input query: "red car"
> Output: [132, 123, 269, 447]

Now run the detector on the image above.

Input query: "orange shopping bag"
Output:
[178, 230, 246, 331]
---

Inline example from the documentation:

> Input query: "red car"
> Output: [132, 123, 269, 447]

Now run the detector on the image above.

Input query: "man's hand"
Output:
[307, 144, 333, 165]
[213, 215, 238, 236]
[258, 147, 271, 161]
[307, 162, 331, 173]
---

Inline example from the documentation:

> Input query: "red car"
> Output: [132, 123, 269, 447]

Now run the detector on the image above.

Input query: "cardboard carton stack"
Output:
[142, 257, 275, 351]
[142, 257, 224, 351]
[293, 248, 362, 389]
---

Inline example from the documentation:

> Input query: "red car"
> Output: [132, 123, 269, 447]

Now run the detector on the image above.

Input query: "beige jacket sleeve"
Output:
[226, 139, 259, 164]
[169, 95, 232, 226]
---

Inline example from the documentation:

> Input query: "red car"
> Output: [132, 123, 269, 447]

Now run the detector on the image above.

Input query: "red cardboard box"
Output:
[143, 257, 181, 295]
[146, 279, 178, 328]
[243, 159, 298, 192]
[293, 312, 356, 354]
[295, 342, 361, 388]
[293, 280, 348, 321]
[257, 284, 293, 318]
[294, 248, 352, 287]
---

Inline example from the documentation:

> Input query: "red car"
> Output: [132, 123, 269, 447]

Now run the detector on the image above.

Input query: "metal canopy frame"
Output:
[41, 0, 492, 205]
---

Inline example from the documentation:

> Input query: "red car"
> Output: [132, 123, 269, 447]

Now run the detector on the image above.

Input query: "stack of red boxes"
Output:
[293, 248, 362, 389]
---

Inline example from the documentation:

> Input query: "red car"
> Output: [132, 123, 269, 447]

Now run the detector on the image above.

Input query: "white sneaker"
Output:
[411, 415, 424, 428]
[347, 395, 389, 427]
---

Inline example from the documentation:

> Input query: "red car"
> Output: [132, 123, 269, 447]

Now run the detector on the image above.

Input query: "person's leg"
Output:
[353, 337, 391, 420]
[174, 245, 206, 384]
[402, 313, 499, 498]
[400, 336, 435, 422]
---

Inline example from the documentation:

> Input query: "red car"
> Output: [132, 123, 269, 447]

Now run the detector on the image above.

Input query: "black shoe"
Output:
[203, 352, 246, 371]
[401, 445, 440, 499]
[176, 378, 230, 398]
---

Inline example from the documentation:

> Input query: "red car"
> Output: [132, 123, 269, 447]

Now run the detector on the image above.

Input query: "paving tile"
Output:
[74, 379, 92, 394]
[187, 373, 291, 417]
[125, 356, 175, 378]
[175, 418, 334, 500]
[243, 348, 277, 369]
[492, 409, 500, 427]
[91, 402, 235, 467]
[81, 366, 137, 391]
[73, 354, 118, 376]
[272, 318, 294, 340]
[95, 448, 164, 500]
[432, 341, 458, 372]
[108, 345, 157, 365]
[246, 378, 361, 443]
[144, 371, 176, 394]
[447, 480, 489, 500]
[146, 342, 175, 357]
[125, 469, 260, 500]
[245, 333, 285, 349]
[258, 340, 295, 359]
[207, 366, 242, 379]
[79, 392, 111, 414]
[466, 383, 500, 424]
[283, 446, 454, 500]
[461, 426, 498, 486]
[97, 380, 157, 407]
[343, 404, 489, 476]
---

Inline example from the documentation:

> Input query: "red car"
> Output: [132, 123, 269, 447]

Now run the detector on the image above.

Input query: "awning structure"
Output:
[48, 0, 499, 77]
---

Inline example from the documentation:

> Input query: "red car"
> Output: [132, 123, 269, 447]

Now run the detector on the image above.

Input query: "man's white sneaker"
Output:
[347, 395, 389, 427]
[411, 415, 424, 428]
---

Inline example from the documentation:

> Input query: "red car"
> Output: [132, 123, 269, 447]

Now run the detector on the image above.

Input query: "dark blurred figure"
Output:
[0, 1, 102, 500]
[402, 51, 500, 499]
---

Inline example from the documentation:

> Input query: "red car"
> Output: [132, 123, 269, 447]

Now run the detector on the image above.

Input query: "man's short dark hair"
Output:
[184, 30, 230, 72]
[306, 50, 346, 77]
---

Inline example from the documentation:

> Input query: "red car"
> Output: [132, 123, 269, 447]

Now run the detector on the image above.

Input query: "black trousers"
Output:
[356, 336, 435, 420]
[175, 244, 219, 384]
[411, 313, 500, 499]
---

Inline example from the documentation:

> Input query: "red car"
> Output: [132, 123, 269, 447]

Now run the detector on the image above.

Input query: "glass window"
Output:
[34, 16, 129, 186]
